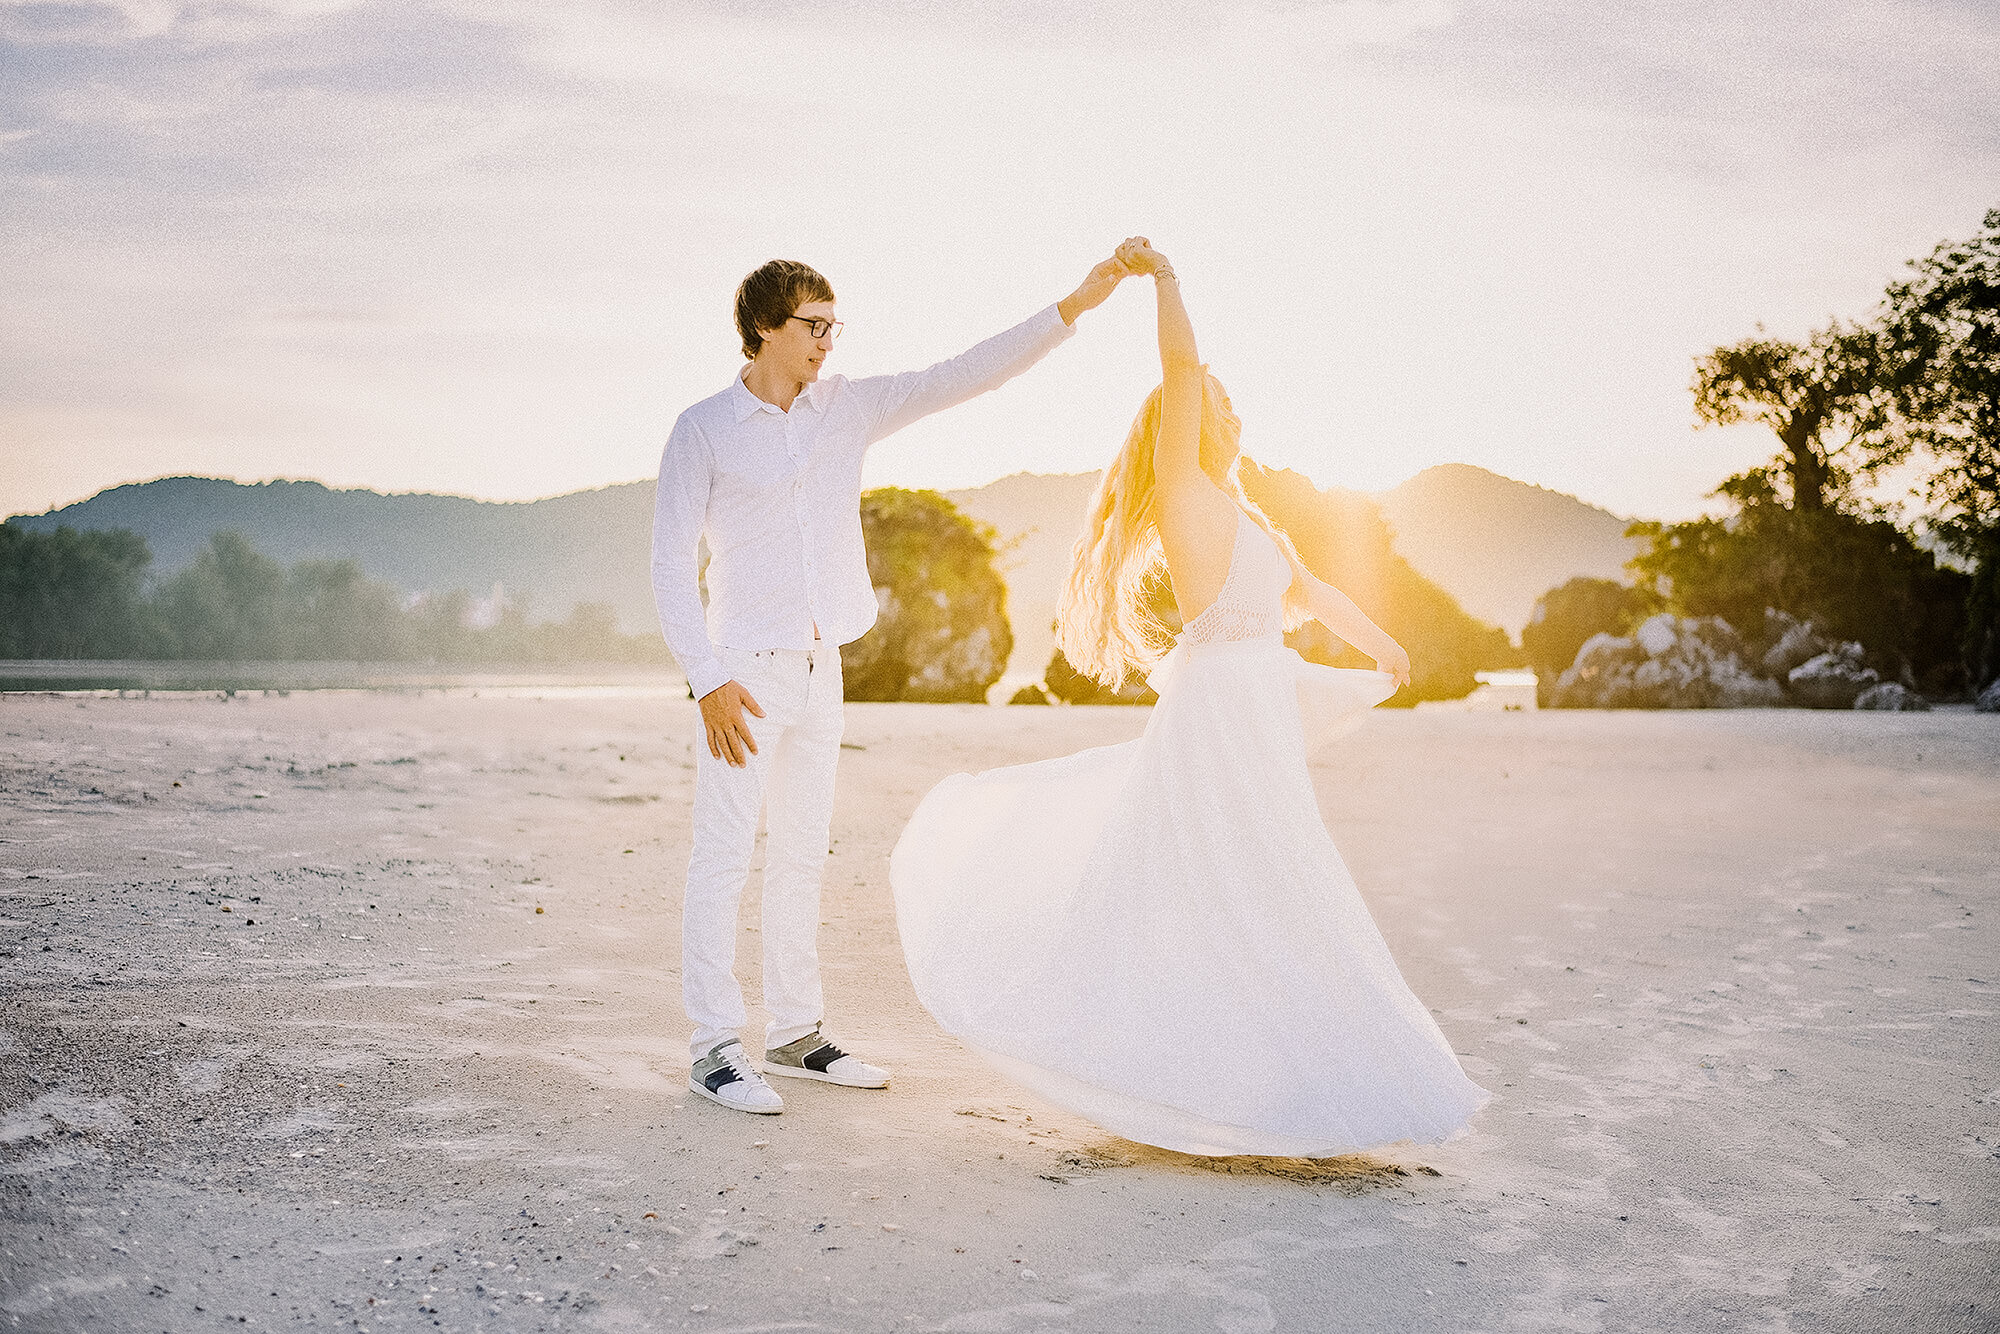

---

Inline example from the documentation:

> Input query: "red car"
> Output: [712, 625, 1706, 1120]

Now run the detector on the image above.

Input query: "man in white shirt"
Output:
[653, 251, 1133, 1114]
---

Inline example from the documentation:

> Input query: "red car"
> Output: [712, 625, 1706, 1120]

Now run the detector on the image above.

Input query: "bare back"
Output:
[1155, 475, 1258, 626]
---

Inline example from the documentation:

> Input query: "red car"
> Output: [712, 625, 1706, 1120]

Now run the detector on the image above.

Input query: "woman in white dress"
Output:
[889, 239, 1488, 1157]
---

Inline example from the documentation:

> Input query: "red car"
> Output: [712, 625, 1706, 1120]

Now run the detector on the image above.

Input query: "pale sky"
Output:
[3, 0, 1995, 523]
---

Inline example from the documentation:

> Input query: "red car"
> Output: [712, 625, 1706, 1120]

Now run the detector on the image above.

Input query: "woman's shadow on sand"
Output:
[1057, 1141, 1442, 1189]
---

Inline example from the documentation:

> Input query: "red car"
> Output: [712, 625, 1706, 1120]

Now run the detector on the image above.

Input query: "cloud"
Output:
[0, 3, 578, 191]
[0, 0, 1993, 522]
[1363, 0, 2000, 167]
[1, 0, 368, 46]
[0, 1, 176, 44]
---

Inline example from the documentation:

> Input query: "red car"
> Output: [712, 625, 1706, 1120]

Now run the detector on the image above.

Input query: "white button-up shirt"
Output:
[651, 304, 1075, 699]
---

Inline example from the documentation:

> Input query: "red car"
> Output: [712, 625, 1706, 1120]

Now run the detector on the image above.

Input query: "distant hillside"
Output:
[952, 464, 1644, 669]
[948, 468, 1526, 690]
[8, 462, 1649, 665]
[1376, 464, 1644, 635]
[1244, 463, 1516, 701]
[8, 476, 660, 633]
[7, 472, 1101, 671]
[946, 471, 1100, 684]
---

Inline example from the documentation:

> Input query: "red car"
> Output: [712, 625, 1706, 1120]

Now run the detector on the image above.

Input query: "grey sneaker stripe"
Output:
[803, 1042, 844, 1074]
[702, 1066, 738, 1093]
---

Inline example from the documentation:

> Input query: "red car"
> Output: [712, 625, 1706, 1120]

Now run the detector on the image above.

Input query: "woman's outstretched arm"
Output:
[1298, 572, 1413, 687]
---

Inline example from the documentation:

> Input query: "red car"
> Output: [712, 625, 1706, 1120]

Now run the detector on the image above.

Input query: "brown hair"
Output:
[734, 259, 835, 361]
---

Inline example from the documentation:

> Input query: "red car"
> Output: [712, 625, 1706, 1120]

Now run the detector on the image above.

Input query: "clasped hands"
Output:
[1065, 236, 1176, 320]
[1113, 236, 1173, 279]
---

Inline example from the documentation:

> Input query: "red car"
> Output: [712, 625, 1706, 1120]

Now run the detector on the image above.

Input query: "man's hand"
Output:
[1120, 236, 1168, 272]
[1057, 250, 1136, 325]
[1112, 236, 1168, 280]
[698, 680, 766, 767]
[1375, 643, 1413, 689]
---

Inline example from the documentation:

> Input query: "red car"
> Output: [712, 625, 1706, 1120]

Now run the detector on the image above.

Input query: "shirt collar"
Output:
[729, 369, 827, 421]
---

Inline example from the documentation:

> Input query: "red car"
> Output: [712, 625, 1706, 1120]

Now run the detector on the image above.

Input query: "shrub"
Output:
[1522, 577, 1656, 704]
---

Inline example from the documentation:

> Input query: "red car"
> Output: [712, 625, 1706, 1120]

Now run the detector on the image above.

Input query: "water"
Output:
[0, 660, 691, 699]
[1415, 669, 1539, 712]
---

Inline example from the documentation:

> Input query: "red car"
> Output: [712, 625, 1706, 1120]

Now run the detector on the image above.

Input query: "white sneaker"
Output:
[690, 1040, 784, 1114]
[762, 1029, 891, 1088]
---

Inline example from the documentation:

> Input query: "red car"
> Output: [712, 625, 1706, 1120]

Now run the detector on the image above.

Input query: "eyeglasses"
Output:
[788, 315, 844, 340]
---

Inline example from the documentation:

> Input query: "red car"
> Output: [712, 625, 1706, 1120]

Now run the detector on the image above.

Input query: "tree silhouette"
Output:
[152, 531, 284, 659]
[0, 525, 153, 658]
[281, 560, 406, 660]
[1691, 321, 1887, 514]
[1878, 207, 2000, 685]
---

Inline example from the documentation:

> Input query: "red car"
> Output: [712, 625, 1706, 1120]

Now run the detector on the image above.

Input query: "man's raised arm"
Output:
[859, 251, 1132, 445]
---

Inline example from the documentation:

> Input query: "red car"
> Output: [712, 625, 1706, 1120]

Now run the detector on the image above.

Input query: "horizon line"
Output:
[5, 461, 1647, 525]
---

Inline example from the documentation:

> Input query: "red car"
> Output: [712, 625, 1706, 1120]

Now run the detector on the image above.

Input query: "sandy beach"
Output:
[1, 692, 1995, 1332]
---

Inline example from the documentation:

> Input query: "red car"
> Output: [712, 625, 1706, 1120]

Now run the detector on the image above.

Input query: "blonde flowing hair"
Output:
[1056, 372, 1311, 689]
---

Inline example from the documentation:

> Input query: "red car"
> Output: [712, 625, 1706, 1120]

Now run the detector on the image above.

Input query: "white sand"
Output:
[1, 693, 1995, 1331]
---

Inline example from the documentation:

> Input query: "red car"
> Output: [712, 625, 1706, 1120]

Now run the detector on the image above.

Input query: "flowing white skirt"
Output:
[889, 638, 1489, 1157]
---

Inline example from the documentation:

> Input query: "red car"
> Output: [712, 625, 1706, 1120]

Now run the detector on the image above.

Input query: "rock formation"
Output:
[1853, 682, 1930, 711]
[1547, 614, 1785, 709]
[1544, 607, 1946, 711]
[843, 489, 1013, 703]
[1786, 645, 1880, 710]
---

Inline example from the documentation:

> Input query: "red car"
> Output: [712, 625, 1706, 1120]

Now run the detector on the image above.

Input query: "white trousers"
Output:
[683, 643, 844, 1060]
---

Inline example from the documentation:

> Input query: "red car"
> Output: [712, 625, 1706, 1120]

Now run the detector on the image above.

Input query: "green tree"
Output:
[559, 601, 671, 664]
[152, 531, 284, 659]
[505, 600, 662, 665]
[406, 589, 474, 662]
[481, 592, 536, 665]
[547, 601, 620, 661]
[1665, 271, 1987, 694]
[0, 524, 154, 658]
[1628, 475, 1969, 693]
[1877, 207, 2000, 685]
[280, 560, 406, 660]
[845, 488, 1013, 702]
[1521, 577, 1656, 705]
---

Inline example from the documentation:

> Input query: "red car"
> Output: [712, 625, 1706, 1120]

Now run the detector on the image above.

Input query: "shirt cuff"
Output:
[1041, 301, 1080, 341]
[684, 659, 731, 701]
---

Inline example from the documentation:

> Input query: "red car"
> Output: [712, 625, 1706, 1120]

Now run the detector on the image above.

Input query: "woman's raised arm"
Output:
[1117, 239, 1204, 491]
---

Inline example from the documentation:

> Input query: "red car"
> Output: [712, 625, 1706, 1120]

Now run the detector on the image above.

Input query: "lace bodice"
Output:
[1178, 511, 1291, 646]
